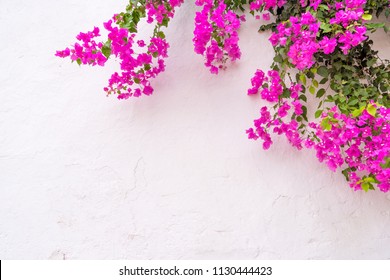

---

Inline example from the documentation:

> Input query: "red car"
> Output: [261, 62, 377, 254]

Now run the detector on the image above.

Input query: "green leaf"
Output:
[102, 45, 111, 59]
[274, 54, 283, 63]
[367, 104, 377, 116]
[317, 66, 329, 78]
[316, 88, 326, 98]
[299, 94, 307, 102]
[362, 14, 372, 21]
[319, 78, 328, 84]
[299, 74, 306, 85]
[361, 178, 375, 191]
[161, 18, 169, 27]
[309, 86, 316, 95]
[144, 64, 151, 71]
[321, 117, 332, 131]
[302, 106, 308, 121]
[348, 99, 359, 106]
[315, 110, 323, 118]
[367, 59, 376, 67]
[365, 22, 385, 30]
[342, 168, 350, 180]
[319, 4, 329, 11]
[156, 31, 165, 39]
[364, 177, 376, 183]
[361, 182, 370, 192]
[352, 106, 365, 117]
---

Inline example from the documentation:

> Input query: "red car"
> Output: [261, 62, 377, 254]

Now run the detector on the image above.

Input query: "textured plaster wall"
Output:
[1, 0, 390, 260]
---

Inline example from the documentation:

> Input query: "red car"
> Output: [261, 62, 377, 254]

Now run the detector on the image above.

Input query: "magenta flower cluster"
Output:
[246, 70, 304, 150]
[146, 0, 183, 24]
[55, 27, 106, 66]
[247, 89, 390, 192]
[309, 105, 390, 192]
[268, 0, 368, 69]
[56, 0, 183, 98]
[104, 18, 170, 99]
[193, 0, 242, 74]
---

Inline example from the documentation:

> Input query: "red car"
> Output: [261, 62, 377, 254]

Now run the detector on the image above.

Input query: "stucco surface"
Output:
[1, 1, 390, 259]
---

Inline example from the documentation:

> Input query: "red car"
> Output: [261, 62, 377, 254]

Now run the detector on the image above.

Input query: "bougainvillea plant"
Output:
[56, 0, 390, 193]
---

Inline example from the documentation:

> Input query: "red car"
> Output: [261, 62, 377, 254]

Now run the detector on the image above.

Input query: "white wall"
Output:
[1, 0, 390, 259]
